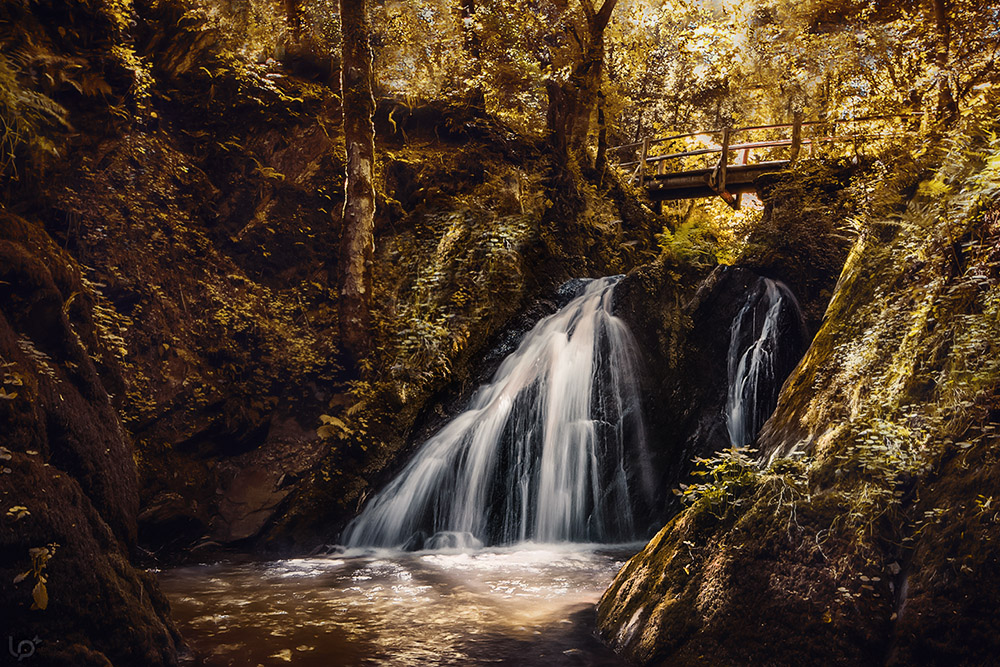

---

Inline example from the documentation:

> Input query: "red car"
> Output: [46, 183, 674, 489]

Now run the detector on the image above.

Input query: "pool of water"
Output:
[158, 543, 638, 666]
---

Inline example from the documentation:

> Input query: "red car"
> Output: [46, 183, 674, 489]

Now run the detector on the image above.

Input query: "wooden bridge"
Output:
[611, 114, 919, 210]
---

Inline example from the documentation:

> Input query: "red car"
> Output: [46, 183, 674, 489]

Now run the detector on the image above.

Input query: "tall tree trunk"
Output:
[539, 0, 618, 264]
[595, 87, 608, 180]
[460, 0, 481, 61]
[458, 0, 486, 110]
[283, 0, 304, 42]
[932, 0, 956, 121]
[338, 0, 376, 365]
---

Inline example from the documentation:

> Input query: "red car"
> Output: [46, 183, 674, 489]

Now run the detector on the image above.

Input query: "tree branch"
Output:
[593, 0, 618, 34]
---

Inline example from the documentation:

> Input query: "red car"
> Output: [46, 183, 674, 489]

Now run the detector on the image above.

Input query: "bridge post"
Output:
[706, 128, 738, 210]
[718, 127, 730, 192]
[790, 111, 802, 162]
[638, 136, 650, 187]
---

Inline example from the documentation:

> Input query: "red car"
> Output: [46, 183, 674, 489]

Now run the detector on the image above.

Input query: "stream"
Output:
[159, 544, 635, 666]
[158, 274, 804, 665]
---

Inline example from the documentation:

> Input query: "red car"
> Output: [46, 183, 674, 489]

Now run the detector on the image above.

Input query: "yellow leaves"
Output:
[317, 414, 351, 440]
[917, 177, 953, 198]
[31, 580, 48, 611]
[6, 505, 30, 521]
[15, 544, 57, 611]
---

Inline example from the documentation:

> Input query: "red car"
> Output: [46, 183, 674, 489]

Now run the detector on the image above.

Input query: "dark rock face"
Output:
[743, 162, 859, 335]
[0, 239, 138, 547]
[596, 140, 1000, 666]
[612, 261, 806, 523]
[0, 224, 179, 665]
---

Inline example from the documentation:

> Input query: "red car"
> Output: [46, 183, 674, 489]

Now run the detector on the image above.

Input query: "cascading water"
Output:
[343, 277, 653, 549]
[725, 277, 804, 448]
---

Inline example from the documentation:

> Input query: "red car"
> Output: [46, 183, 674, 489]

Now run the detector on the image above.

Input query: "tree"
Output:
[545, 0, 619, 175]
[338, 0, 376, 365]
[931, 0, 956, 121]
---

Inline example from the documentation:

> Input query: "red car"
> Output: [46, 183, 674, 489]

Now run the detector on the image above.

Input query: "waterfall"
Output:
[725, 277, 803, 448]
[343, 277, 653, 549]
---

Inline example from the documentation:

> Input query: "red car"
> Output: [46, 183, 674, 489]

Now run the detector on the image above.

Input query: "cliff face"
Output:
[0, 218, 180, 664]
[0, 0, 663, 660]
[597, 129, 1000, 665]
[2, 0, 661, 574]
[610, 262, 802, 526]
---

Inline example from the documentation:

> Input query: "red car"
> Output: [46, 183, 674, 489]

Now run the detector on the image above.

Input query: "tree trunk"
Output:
[283, 0, 304, 42]
[460, 0, 481, 61]
[545, 0, 618, 175]
[932, 0, 956, 121]
[338, 0, 376, 365]
[458, 0, 486, 111]
[595, 88, 608, 181]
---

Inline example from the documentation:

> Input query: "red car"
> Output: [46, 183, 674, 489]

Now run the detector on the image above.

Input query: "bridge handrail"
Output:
[615, 112, 925, 210]
[609, 112, 924, 155]
[615, 133, 916, 168]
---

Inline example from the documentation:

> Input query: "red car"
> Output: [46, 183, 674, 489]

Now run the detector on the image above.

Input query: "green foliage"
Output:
[657, 219, 717, 266]
[110, 45, 155, 116]
[179, 0, 288, 63]
[0, 52, 68, 179]
[605, 0, 999, 146]
[375, 196, 533, 398]
[675, 447, 760, 517]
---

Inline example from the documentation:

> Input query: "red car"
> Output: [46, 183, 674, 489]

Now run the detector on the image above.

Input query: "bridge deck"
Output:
[612, 114, 921, 209]
[645, 160, 789, 202]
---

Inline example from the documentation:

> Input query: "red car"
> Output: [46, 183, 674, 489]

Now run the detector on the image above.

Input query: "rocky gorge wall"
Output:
[0, 218, 180, 664]
[1, 0, 660, 661]
[597, 128, 1000, 665]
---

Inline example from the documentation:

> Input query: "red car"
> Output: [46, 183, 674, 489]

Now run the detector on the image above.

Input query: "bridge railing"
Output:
[610, 113, 924, 207]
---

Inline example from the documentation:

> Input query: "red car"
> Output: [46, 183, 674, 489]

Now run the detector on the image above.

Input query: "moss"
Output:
[0, 226, 180, 663]
[598, 125, 1000, 665]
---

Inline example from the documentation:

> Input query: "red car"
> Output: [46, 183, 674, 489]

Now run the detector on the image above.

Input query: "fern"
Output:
[0, 52, 68, 179]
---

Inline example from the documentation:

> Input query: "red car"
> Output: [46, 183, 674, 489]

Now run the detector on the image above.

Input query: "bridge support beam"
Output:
[706, 127, 739, 209]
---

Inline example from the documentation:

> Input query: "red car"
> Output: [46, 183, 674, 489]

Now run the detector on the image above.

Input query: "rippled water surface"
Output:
[159, 544, 637, 666]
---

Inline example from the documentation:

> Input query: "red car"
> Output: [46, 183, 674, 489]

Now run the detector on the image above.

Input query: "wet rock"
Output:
[401, 531, 428, 552]
[613, 261, 806, 517]
[137, 492, 208, 554]
[211, 414, 328, 543]
[0, 223, 179, 665]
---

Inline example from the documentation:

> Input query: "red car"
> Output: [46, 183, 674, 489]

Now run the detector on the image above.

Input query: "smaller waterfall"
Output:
[343, 277, 653, 549]
[725, 278, 804, 447]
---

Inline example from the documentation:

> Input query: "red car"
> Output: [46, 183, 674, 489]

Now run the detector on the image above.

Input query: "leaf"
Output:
[345, 401, 367, 417]
[31, 580, 48, 610]
[13, 572, 28, 584]
[319, 415, 346, 429]
[317, 425, 340, 439]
